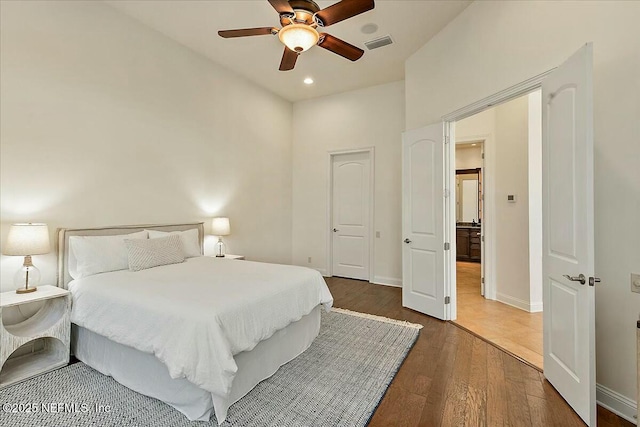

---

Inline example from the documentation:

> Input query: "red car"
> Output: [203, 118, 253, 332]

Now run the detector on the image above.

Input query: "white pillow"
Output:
[69, 230, 148, 279]
[146, 228, 201, 258]
[125, 234, 185, 272]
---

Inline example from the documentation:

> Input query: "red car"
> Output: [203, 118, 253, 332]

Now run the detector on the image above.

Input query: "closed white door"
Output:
[402, 124, 446, 320]
[331, 151, 371, 280]
[542, 44, 596, 426]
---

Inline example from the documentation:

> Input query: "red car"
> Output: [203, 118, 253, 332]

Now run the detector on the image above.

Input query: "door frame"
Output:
[441, 69, 555, 321]
[326, 147, 375, 282]
[454, 134, 492, 300]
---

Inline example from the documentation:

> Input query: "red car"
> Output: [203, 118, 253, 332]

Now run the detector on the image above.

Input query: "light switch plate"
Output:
[631, 273, 640, 294]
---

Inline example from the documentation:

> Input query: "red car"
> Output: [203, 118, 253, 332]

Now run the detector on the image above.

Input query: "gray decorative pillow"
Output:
[125, 234, 185, 272]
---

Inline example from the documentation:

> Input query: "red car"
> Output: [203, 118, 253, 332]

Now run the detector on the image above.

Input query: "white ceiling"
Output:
[106, 0, 471, 102]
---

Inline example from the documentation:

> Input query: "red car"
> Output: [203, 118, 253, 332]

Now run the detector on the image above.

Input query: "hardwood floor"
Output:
[325, 276, 633, 427]
[454, 261, 544, 370]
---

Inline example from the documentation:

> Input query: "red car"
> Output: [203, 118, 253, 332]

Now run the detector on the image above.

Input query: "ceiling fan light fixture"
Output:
[278, 24, 319, 53]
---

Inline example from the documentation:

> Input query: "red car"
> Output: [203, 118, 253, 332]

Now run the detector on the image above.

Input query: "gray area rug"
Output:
[0, 308, 421, 427]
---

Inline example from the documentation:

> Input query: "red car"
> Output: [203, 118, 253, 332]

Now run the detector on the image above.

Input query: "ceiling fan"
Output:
[218, 0, 375, 71]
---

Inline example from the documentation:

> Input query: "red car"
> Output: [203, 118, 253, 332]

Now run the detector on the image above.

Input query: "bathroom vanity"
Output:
[456, 224, 481, 262]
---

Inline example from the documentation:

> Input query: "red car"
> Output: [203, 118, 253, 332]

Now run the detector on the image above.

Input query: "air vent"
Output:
[364, 35, 393, 51]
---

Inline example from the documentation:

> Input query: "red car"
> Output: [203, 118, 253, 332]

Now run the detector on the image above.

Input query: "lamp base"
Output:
[14, 256, 41, 295]
[215, 237, 227, 258]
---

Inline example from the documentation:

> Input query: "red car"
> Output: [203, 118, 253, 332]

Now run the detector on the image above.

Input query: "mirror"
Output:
[461, 178, 478, 222]
[456, 168, 482, 223]
[455, 142, 483, 224]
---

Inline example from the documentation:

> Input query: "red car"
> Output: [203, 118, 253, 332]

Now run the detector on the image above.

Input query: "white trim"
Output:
[326, 147, 375, 283]
[596, 383, 638, 425]
[373, 276, 402, 287]
[527, 90, 544, 318]
[331, 307, 423, 330]
[484, 131, 497, 301]
[444, 124, 455, 321]
[442, 71, 555, 321]
[453, 133, 496, 302]
[442, 68, 556, 122]
[496, 292, 543, 313]
[529, 301, 543, 313]
[455, 134, 489, 144]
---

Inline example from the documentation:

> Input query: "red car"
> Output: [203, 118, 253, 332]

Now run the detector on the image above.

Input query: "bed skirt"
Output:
[71, 305, 321, 424]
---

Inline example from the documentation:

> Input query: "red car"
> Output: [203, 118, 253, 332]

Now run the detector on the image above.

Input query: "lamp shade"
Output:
[3, 223, 51, 256]
[211, 217, 231, 236]
[278, 24, 319, 53]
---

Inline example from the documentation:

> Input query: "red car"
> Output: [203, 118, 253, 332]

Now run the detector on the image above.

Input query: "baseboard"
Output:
[596, 383, 638, 424]
[373, 276, 402, 288]
[316, 268, 328, 276]
[529, 301, 543, 313]
[322, 273, 402, 288]
[496, 293, 543, 313]
[496, 293, 531, 312]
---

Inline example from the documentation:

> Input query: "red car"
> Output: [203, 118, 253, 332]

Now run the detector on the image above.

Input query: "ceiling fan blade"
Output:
[316, 0, 375, 27]
[268, 0, 295, 14]
[218, 27, 276, 38]
[279, 47, 299, 71]
[318, 33, 364, 61]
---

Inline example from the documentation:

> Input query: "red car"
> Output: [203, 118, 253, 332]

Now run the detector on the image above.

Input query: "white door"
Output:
[480, 153, 485, 296]
[402, 124, 446, 319]
[542, 44, 596, 426]
[331, 151, 371, 280]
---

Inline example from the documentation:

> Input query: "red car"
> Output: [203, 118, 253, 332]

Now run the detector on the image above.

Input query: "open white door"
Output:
[402, 124, 446, 320]
[542, 43, 596, 426]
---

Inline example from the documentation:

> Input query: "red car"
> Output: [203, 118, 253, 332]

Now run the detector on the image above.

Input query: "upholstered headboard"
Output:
[56, 222, 204, 289]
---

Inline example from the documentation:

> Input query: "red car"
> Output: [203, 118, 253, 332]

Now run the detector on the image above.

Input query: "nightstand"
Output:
[0, 285, 71, 388]
[222, 254, 244, 260]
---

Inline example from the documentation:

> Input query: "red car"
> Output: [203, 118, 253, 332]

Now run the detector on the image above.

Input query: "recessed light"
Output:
[471, 143, 477, 146]
[303, 77, 314, 85]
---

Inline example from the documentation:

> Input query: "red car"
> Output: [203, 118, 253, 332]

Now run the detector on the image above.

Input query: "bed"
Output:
[56, 223, 333, 424]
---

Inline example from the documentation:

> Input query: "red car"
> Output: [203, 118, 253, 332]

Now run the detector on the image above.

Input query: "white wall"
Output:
[455, 145, 482, 169]
[406, 0, 640, 416]
[455, 108, 495, 138]
[291, 81, 405, 286]
[456, 97, 537, 311]
[493, 96, 531, 310]
[0, 0, 294, 291]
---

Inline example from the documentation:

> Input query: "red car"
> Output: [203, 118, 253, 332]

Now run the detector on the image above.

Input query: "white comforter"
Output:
[69, 257, 333, 400]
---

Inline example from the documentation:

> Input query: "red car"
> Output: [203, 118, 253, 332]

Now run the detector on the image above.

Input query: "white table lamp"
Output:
[211, 217, 231, 257]
[3, 223, 50, 294]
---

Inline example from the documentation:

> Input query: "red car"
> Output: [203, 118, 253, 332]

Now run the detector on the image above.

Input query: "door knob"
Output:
[563, 274, 586, 285]
[404, 238, 412, 244]
[589, 277, 601, 286]
[333, 228, 339, 232]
